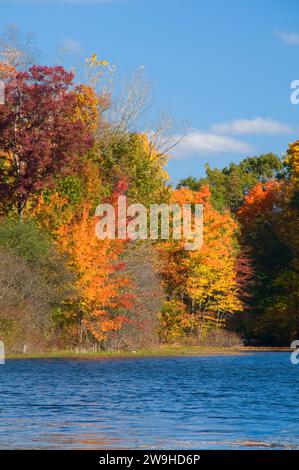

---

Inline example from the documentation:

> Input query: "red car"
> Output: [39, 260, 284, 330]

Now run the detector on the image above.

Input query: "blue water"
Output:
[0, 353, 298, 449]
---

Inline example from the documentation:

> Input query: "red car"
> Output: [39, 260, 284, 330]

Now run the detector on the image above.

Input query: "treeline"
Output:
[0, 55, 169, 352]
[177, 148, 299, 345]
[0, 31, 298, 351]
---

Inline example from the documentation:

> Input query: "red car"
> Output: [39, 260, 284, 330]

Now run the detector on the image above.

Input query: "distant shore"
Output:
[6, 345, 291, 360]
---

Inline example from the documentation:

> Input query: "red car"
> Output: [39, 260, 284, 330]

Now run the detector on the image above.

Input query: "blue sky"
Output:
[0, 0, 299, 183]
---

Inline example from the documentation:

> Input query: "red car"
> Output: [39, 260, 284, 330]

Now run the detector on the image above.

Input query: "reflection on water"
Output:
[0, 353, 298, 449]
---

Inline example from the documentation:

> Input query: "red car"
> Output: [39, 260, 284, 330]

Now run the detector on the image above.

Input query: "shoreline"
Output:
[6, 345, 291, 360]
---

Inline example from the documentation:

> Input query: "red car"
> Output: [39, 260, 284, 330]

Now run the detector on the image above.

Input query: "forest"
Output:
[0, 27, 298, 353]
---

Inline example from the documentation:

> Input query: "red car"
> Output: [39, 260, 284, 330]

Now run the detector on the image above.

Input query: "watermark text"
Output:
[95, 196, 203, 251]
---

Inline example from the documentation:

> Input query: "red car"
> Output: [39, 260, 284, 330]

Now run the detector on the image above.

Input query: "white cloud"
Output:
[211, 117, 293, 135]
[275, 30, 299, 46]
[171, 130, 251, 160]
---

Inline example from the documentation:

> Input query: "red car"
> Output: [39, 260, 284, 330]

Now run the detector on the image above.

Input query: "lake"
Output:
[0, 353, 298, 449]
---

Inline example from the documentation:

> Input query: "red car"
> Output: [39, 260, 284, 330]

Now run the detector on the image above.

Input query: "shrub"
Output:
[0, 219, 75, 351]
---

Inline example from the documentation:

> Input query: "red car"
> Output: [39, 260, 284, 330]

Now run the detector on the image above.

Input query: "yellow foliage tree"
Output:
[159, 186, 242, 341]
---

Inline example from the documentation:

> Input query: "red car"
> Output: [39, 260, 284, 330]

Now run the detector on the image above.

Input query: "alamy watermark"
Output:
[0, 341, 5, 365]
[290, 80, 299, 105]
[0, 80, 4, 105]
[95, 196, 203, 251]
[290, 340, 299, 365]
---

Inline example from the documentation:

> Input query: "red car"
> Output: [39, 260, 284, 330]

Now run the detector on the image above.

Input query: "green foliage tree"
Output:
[97, 132, 170, 206]
[237, 176, 298, 345]
[178, 153, 283, 211]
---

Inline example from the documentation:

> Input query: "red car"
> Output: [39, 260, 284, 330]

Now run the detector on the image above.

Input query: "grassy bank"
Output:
[6, 345, 291, 360]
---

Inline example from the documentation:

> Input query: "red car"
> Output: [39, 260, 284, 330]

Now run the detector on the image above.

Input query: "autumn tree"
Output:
[97, 132, 170, 206]
[286, 140, 299, 191]
[178, 153, 283, 212]
[159, 186, 243, 342]
[237, 171, 298, 345]
[57, 197, 133, 347]
[0, 24, 40, 70]
[0, 66, 94, 218]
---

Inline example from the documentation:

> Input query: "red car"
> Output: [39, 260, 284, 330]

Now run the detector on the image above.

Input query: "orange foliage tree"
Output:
[28, 177, 133, 346]
[60, 205, 131, 342]
[58, 204, 132, 345]
[159, 186, 243, 341]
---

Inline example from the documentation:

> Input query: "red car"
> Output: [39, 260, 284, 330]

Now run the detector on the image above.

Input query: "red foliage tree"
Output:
[0, 66, 94, 217]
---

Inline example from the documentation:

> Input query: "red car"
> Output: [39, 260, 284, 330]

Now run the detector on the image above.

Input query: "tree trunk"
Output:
[198, 312, 205, 341]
